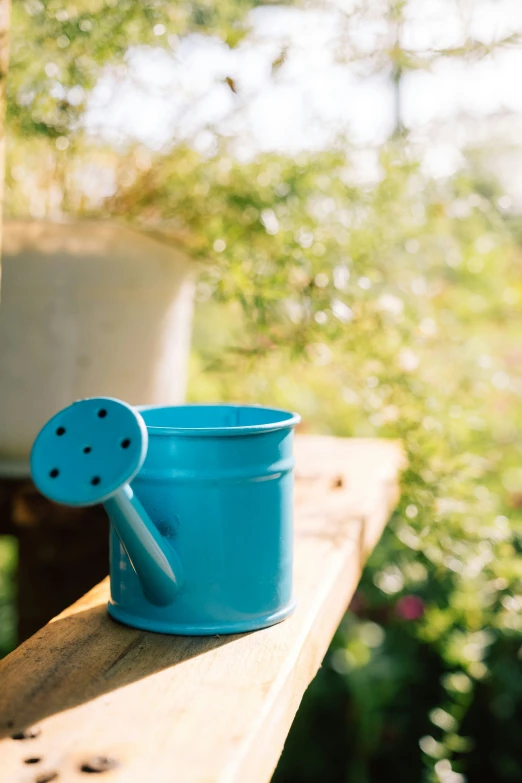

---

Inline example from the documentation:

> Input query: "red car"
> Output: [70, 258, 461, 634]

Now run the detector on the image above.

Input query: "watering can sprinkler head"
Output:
[31, 397, 181, 607]
[30, 397, 148, 507]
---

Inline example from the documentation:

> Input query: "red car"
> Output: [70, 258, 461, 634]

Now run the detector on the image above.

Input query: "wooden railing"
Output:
[0, 435, 402, 783]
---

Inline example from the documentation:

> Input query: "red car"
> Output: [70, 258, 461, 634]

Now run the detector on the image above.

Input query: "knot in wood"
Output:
[80, 756, 119, 774]
[11, 726, 41, 740]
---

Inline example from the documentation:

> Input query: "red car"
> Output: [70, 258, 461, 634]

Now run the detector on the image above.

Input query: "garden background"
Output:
[2, 1, 522, 781]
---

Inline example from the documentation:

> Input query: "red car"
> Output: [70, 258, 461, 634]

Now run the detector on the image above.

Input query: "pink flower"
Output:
[396, 595, 424, 621]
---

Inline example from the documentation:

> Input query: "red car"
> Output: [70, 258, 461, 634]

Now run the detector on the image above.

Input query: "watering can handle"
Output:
[105, 485, 183, 607]
[30, 396, 183, 608]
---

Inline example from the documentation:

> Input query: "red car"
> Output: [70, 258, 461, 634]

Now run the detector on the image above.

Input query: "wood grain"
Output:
[0, 436, 403, 783]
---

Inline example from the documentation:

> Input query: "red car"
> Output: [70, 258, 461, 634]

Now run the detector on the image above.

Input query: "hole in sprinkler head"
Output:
[56, 427, 66, 436]
[25, 758, 41, 765]
[121, 439, 131, 449]
[97, 409, 107, 419]
[49, 469, 59, 479]
[83, 446, 92, 454]
[91, 476, 101, 486]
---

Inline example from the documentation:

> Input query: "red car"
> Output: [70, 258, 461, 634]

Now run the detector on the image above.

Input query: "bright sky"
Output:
[85, 0, 522, 192]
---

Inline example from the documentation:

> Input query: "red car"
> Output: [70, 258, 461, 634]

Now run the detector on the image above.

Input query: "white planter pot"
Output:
[0, 220, 195, 475]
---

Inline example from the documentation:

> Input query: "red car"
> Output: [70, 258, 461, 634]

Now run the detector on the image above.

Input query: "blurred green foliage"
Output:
[107, 141, 522, 783]
[4, 2, 522, 782]
[9, 0, 261, 139]
[0, 537, 17, 658]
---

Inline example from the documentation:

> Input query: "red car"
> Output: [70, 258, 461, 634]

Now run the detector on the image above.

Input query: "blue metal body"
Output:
[110, 404, 300, 634]
[30, 398, 300, 635]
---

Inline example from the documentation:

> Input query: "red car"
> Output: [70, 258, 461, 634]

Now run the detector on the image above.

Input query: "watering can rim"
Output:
[137, 403, 301, 438]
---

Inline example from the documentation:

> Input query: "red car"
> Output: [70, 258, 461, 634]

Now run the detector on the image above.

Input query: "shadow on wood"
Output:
[0, 579, 237, 739]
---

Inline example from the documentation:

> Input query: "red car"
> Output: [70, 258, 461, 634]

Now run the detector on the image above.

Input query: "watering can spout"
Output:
[30, 397, 182, 608]
[104, 484, 182, 606]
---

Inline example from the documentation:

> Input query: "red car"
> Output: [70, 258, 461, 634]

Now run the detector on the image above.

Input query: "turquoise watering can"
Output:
[30, 398, 300, 635]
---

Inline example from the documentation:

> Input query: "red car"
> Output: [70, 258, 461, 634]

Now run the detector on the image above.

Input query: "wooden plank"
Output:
[0, 436, 403, 783]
